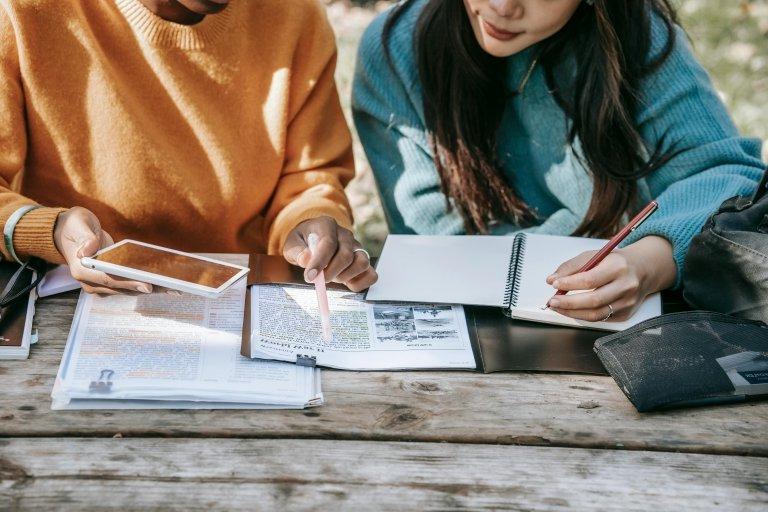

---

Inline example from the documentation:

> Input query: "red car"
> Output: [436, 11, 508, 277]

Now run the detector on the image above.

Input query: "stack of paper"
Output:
[51, 255, 321, 410]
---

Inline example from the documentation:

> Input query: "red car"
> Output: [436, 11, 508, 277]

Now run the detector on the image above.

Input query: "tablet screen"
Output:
[94, 243, 241, 289]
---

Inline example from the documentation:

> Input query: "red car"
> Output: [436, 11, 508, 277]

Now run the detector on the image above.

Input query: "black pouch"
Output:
[594, 311, 768, 412]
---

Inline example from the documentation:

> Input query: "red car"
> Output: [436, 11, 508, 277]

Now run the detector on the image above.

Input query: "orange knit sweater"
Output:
[0, 0, 354, 263]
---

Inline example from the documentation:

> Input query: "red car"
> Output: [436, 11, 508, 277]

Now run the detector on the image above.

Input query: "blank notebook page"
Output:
[511, 233, 662, 330]
[366, 235, 515, 306]
[513, 234, 606, 311]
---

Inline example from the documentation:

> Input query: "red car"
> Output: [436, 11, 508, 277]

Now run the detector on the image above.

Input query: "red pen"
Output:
[544, 200, 659, 309]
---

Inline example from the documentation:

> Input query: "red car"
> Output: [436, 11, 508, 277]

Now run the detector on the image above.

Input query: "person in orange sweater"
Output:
[0, 0, 377, 294]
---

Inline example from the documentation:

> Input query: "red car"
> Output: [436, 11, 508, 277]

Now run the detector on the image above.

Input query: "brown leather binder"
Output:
[0, 262, 37, 359]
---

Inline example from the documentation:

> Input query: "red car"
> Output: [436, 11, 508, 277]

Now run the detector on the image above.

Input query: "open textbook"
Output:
[52, 255, 321, 410]
[242, 284, 476, 370]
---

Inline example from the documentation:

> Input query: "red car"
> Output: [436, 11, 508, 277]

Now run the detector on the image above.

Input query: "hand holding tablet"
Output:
[81, 240, 249, 297]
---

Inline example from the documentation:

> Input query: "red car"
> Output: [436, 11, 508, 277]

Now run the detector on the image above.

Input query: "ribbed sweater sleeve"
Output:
[623, 21, 765, 286]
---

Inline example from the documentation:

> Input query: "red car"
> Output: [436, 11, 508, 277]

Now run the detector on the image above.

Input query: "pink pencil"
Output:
[307, 233, 333, 342]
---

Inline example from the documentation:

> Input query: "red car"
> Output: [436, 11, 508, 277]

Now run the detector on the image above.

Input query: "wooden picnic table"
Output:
[1, 292, 767, 510]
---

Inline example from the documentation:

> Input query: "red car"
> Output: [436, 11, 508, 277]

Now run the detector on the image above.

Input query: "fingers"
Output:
[546, 250, 646, 322]
[550, 254, 628, 292]
[100, 230, 115, 249]
[282, 229, 307, 266]
[283, 217, 378, 291]
[282, 217, 338, 282]
[324, 229, 360, 282]
[323, 228, 375, 289]
[546, 251, 596, 285]
[551, 299, 635, 323]
[334, 250, 370, 284]
[345, 267, 378, 293]
[547, 279, 625, 312]
[71, 264, 153, 294]
[305, 234, 338, 282]
[80, 283, 120, 296]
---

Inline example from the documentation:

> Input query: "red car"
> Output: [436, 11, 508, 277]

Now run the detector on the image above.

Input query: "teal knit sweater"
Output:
[352, 0, 765, 285]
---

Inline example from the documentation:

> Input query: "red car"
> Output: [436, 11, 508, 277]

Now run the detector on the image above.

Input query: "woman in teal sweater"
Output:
[353, 0, 764, 323]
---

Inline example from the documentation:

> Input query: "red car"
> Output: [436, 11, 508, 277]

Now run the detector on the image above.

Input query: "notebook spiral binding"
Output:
[502, 233, 527, 312]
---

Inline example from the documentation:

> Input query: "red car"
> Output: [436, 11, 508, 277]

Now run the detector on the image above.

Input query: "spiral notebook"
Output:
[366, 234, 661, 332]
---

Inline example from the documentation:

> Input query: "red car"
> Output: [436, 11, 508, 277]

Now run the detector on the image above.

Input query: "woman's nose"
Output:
[488, 0, 524, 19]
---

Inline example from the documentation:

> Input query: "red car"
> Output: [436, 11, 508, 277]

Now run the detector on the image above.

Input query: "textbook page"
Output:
[249, 284, 476, 370]
[52, 255, 320, 409]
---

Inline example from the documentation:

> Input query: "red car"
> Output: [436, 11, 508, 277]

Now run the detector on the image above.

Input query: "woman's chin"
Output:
[478, 36, 532, 58]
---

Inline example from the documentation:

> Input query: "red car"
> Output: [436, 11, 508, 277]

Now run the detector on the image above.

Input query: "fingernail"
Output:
[547, 274, 557, 282]
[549, 298, 561, 308]
[306, 269, 318, 282]
[138, 285, 152, 294]
[552, 280, 561, 289]
[297, 248, 310, 266]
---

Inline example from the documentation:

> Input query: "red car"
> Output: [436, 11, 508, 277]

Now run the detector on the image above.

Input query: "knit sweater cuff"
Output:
[12, 207, 67, 264]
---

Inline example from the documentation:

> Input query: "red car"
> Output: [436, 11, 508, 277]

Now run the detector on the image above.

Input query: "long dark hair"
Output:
[383, 0, 680, 236]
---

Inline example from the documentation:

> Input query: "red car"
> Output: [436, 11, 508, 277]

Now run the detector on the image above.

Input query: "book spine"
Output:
[503, 233, 527, 310]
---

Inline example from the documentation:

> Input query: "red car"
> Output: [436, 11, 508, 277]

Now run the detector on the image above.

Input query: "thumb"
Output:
[76, 233, 102, 259]
[283, 231, 310, 267]
[547, 251, 596, 284]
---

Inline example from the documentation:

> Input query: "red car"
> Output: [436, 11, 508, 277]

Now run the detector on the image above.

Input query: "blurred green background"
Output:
[324, 0, 768, 254]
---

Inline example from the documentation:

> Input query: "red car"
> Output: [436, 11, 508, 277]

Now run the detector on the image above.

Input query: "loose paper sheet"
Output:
[52, 256, 320, 409]
[37, 264, 81, 297]
[250, 284, 476, 370]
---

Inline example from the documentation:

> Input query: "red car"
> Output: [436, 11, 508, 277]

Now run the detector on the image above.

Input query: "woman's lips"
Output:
[482, 19, 523, 41]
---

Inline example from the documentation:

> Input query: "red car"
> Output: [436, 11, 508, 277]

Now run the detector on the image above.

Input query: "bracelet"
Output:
[4, 205, 42, 264]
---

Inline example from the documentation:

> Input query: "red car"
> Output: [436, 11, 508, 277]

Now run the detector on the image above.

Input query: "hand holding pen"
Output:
[543, 201, 672, 322]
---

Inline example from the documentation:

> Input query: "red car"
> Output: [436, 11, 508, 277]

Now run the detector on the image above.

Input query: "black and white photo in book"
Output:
[373, 305, 462, 345]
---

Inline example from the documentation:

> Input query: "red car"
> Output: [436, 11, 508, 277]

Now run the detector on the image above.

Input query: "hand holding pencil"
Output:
[282, 216, 378, 293]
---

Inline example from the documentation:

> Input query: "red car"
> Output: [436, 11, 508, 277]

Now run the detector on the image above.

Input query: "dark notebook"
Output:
[0, 262, 38, 359]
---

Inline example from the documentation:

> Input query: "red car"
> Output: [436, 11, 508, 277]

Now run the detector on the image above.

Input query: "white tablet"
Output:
[81, 240, 249, 297]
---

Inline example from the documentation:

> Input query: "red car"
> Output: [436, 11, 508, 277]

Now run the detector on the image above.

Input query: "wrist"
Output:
[626, 236, 676, 292]
[10, 206, 68, 264]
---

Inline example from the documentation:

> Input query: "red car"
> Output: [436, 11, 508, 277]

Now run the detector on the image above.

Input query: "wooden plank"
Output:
[1, 438, 766, 511]
[0, 293, 765, 456]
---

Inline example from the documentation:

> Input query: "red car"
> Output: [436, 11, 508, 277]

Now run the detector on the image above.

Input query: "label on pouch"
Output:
[717, 351, 768, 391]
